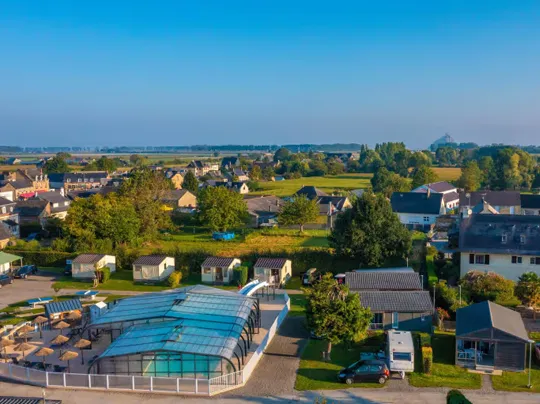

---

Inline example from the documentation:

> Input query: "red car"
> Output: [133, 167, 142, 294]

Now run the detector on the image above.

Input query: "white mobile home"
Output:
[71, 254, 116, 279]
[386, 330, 415, 375]
[253, 258, 292, 286]
[201, 257, 241, 284]
[132, 255, 175, 282]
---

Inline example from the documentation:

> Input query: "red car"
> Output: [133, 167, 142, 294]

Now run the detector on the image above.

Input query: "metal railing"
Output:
[208, 370, 243, 394]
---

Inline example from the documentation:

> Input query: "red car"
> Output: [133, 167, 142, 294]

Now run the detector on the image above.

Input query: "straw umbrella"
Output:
[58, 350, 78, 373]
[50, 334, 69, 347]
[53, 321, 70, 336]
[73, 338, 91, 365]
[1, 337, 14, 359]
[34, 347, 54, 370]
[66, 311, 81, 321]
[17, 324, 35, 343]
[13, 342, 34, 359]
[33, 316, 48, 338]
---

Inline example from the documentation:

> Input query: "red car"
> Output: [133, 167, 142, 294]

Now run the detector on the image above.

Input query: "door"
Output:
[392, 312, 399, 329]
[354, 363, 371, 382]
[214, 267, 223, 282]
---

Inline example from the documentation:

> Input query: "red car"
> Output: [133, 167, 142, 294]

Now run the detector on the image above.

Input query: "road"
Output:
[0, 272, 61, 310]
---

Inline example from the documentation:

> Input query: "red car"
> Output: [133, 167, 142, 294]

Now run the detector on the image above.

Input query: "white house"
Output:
[390, 191, 445, 230]
[201, 257, 241, 284]
[459, 214, 540, 281]
[71, 254, 116, 279]
[253, 258, 292, 286]
[412, 181, 459, 211]
[132, 255, 175, 283]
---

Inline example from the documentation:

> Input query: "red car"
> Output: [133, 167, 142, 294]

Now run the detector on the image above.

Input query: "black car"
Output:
[337, 360, 390, 385]
[0, 274, 13, 288]
[13, 265, 38, 279]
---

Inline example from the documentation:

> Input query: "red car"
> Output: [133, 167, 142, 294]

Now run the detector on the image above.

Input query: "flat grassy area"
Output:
[295, 333, 386, 391]
[408, 332, 482, 389]
[426, 253, 438, 285]
[251, 174, 372, 197]
[432, 167, 461, 181]
[288, 294, 307, 317]
[284, 275, 303, 290]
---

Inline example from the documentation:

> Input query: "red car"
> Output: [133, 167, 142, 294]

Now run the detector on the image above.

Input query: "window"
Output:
[423, 216, 430, 222]
[1, 207, 5, 214]
[392, 312, 399, 328]
[472, 254, 490, 265]
[134, 265, 142, 272]
[512, 256, 522, 264]
[501, 234, 507, 243]
[369, 365, 383, 372]
[520, 235, 526, 244]
[203, 267, 211, 274]
[356, 364, 370, 373]
[531, 257, 540, 265]
[421, 314, 426, 322]
[371, 313, 383, 328]
[392, 352, 412, 361]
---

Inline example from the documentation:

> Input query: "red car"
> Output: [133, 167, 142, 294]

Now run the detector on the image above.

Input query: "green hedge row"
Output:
[7, 250, 77, 267]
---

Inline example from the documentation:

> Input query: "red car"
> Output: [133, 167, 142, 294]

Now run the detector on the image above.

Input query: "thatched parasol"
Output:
[17, 324, 35, 342]
[73, 338, 91, 364]
[13, 342, 34, 359]
[58, 350, 78, 373]
[33, 315, 48, 338]
[53, 321, 70, 336]
[1, 337, 14, 358]
[34, 347, 54, 370]
[50, 334, 69, 346]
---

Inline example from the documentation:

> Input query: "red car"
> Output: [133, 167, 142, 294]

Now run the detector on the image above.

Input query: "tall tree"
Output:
[411, 166, 439, 189]
[273, 147, 291, 162]
[515, 272, 540, 319]
[370, 167, 411, 197]
[457, 161, 482, 191]
[329, 192, 412, 267]
[182, 171, 199, 193]
[43, 156, 70, 174]
[129, 154, 148, 166]
[249, 165, 262, 180]
[278, 195, 319, 232]
[305, 273, 372, 360]
[262, 166, 275, 180]
[197, 187, 249, 232]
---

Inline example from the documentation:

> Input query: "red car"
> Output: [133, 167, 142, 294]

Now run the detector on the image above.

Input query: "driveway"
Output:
[0, 272, 59, 310]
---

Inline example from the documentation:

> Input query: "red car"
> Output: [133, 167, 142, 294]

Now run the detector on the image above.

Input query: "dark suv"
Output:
[337, 360, 390, 385]
[0, 274, 13, 288]
[13, 265, 38, 279]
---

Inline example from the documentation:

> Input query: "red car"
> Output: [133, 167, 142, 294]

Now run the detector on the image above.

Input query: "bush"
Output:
[417, 332, 432, 348]
[4, 250, 76, 267]
[461, 271, 520, 306]
[447, 390, 472, 404]
[233, 265, 249, 286]
[422, 347, 433, 374]
[99, 267, 111, 283]
[167, 271, 182, 288]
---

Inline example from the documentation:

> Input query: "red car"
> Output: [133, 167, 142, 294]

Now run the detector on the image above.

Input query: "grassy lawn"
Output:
[425, 253, 438, 285]
[409, 332, 482, 389]
[52, 270, 170, 292]
[284, 275, 303, 290]
[251, 174, 372, 197]
[288, 294, 307, 317]
[432, 167, 461, 181]
[295, 333, 386, 390]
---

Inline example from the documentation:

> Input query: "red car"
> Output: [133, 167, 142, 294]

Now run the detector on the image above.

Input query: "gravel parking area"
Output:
[229, 316, 309, 397]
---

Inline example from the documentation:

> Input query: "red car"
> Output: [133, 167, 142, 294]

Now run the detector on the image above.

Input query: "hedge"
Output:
[6, 250, 77, 267]
[232, 266, 248, 286]
[422, 347, 433, 374]
[167, 271, 182, 288]
[447, 390, 472, 404]
[417, 332, 432, 348]
[100, 267, 111, 283]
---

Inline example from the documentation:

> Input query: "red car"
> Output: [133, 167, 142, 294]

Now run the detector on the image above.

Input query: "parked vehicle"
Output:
[64, 260, 73, 276]
[13, 265, 38, 279]
[337, 359, 389, 385]
[334, 273, 346, 284]
[0, 274, 13, 288]
[302, 268, 322, 286]
[386, 330, 415, 378]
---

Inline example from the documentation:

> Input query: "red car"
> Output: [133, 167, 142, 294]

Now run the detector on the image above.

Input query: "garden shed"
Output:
[201, 257, 241, 284]
[456, 300, 530, 371]
[132, 255, 175, 283]
[71, 254, 116, 279]
[253, 258, 292, 287]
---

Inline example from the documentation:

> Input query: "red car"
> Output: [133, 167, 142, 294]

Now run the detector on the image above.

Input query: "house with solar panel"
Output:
[253, 258, 292, 287]
[132, 255, 175, 283]
[87, 285, 260, 378]
[201, 257, 241, 284]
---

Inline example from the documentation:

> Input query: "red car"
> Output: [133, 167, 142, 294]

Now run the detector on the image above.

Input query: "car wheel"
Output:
[378, 376, 387, 385]
[345, 378, 353, 385]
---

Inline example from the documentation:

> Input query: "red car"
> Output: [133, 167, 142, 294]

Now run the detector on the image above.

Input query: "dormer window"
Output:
[520, 235, 526, 244]
[66, 178, 71, 183]
[501, 234, 507, 244]
[77, 178, 82, 183]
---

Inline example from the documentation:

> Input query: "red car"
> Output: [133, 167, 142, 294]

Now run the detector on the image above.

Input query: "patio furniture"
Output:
[13, 342, 34, 359]
[35, 347, 54, 370]
[58, 350, 78, 373]
[75, 290, 100, 301]
[73, 338, 92, 364]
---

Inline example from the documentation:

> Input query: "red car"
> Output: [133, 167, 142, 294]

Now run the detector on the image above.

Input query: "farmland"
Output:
[432, 167, 461, 181]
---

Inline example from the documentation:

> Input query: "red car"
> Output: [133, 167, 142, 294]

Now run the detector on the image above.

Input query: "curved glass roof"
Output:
[92, 285, 256, 360]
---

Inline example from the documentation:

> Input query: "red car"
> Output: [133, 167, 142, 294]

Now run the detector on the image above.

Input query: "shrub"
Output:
[461, 271, 520, 306]
[5, 250, 76, 267]
[233, 265, 249, 286]
[99, 267, 111, 283]
[422, 347, 433, 374]
[417, 332, 432, 348]
[447, 390, 472, 404]
[167, 271, 182, 288]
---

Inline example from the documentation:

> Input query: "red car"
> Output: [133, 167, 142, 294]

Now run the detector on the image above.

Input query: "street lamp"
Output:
[527, 339, 534, 389]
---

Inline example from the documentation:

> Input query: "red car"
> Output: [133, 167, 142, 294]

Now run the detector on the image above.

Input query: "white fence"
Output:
[0, 292, 291, 396]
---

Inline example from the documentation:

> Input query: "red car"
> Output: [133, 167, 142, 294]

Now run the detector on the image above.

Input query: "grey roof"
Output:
[442, 191, 459, 203]
[201, 257, 238, 267]
[0, 225, 11, 240]
[132, 255, 169, 266]
[459, 214, 540, 255]
[357, 291, 433, 313]
[254, 258, 289, 269]
[317, 196, 350, 212]
[44, 298, 82, 317]
[49, 172, 108, 183]
[72, 253, 106, 264]
[0, 197, 15, 207]
[296, 186, 328, 199]
[14, 200, 48, 217]
[459, 191, 521, 207]
[521, 194, 540, 209]
[345, 271, 422, 291]
[456, 301, 529, 341]
[0, 398, 61, 404]
[245, 195, 284, 215]
[163, 189, 193, 201]
[221, 157, 240, 167]
[428, 181, 457, 193]
[35, 191, 68, 204]
[390, 192, 444, 215]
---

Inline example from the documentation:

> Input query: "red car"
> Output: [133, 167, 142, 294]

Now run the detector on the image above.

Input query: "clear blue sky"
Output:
[1, 1, 540, 148]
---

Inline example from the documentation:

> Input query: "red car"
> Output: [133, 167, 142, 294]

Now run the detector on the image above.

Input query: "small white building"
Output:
[253, 258, 292, 286]
[132, 255, 175, 283]
[71, 254, 116, 279]
[201, 257, 241, 284]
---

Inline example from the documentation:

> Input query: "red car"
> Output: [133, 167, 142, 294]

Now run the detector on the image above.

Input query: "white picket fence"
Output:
[0, 292, 291, 396]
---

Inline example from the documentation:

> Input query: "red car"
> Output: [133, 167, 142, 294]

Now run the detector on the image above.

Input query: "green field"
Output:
[432, 167, 461, 182]
[251, 174, 372, 197]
